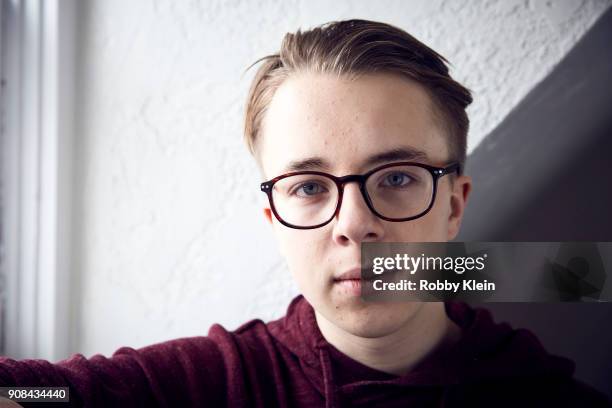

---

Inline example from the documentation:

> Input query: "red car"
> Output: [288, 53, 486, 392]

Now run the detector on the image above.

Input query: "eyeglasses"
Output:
[260, 161, 460, 229]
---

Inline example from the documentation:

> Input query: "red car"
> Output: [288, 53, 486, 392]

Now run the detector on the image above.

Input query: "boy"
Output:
[1, 19, 609, 407]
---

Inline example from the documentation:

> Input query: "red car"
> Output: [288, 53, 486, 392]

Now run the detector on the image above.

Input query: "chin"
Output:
[327, 300, 424, 339]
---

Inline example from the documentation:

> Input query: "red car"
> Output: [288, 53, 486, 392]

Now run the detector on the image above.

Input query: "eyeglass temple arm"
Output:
[442, 162, 461, 176]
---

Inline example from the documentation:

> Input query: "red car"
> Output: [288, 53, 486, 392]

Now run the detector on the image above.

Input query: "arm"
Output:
[0, 337, 227, 407]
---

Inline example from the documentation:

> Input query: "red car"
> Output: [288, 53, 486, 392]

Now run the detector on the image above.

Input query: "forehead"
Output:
[259, 72, 449, 178]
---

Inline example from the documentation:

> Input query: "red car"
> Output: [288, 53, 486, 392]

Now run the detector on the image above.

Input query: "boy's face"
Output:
[259, 72, 471, 338]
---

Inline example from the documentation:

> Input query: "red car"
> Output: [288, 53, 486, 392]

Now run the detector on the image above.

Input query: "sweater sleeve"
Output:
[0, 336, 227, 407]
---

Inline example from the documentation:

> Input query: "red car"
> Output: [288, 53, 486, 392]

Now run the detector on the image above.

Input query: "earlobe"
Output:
[447, 176, 472, 240]
[263, 207, 273, 225]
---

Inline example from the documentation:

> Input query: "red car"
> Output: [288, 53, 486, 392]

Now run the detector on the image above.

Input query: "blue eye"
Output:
[293, 182, 327, 197]
[382, 172, 412, 187]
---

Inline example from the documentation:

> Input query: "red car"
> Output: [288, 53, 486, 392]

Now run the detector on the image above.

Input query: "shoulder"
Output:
[566, 379, 612, 407]
[451, 375, 612, 407]
[206, 317, 284, 364]
[207, 317, 274, 350]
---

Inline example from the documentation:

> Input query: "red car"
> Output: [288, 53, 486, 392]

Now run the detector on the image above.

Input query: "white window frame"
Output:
[1, 0, 76, 361]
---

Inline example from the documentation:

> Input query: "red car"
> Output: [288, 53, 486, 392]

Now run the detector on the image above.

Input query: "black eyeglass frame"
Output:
[260, 161, 461, 230]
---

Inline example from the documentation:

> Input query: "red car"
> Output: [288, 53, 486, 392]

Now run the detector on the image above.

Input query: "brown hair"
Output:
[244, 19, 473, 169]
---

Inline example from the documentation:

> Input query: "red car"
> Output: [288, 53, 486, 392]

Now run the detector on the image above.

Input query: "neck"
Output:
[314, 302, 461, 376]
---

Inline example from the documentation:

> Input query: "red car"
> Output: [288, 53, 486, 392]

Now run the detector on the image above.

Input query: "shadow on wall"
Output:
[456, 7, 612, 399]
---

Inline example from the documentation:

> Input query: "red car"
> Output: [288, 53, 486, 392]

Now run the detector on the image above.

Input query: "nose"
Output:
[332, 182, 384, 246]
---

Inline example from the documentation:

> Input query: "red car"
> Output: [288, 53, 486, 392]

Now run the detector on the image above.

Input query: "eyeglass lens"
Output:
[271, 165, 434, 227]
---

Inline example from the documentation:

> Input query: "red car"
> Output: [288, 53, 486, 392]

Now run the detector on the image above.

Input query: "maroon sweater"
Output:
[0, 295, 610, 407]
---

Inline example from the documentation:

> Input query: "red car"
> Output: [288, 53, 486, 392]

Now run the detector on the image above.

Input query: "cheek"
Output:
[422, 197, 452, 239]
[276, 228, 328, 281]
[390, 202, 450, 241]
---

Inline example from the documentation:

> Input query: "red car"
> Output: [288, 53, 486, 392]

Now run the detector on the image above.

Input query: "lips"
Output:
[334, 267, 361, 281]
[333, 267, 375, 282]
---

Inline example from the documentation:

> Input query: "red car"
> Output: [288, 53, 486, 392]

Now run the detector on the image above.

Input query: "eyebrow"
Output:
[282, 146, 430, 173]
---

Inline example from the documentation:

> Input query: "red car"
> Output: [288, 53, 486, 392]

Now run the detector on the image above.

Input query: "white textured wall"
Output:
[73, 0, 610, 357]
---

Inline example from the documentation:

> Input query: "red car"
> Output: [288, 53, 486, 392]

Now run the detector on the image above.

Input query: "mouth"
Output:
[333, 265, 376, 281]
[332, 266, 375, 296]
[332, 277, 362, 296]
[334, 267, 361, 281]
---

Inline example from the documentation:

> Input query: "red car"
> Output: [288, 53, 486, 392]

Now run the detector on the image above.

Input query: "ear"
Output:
[263, 207, 273, 225]
[447, 175, 472, 241]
